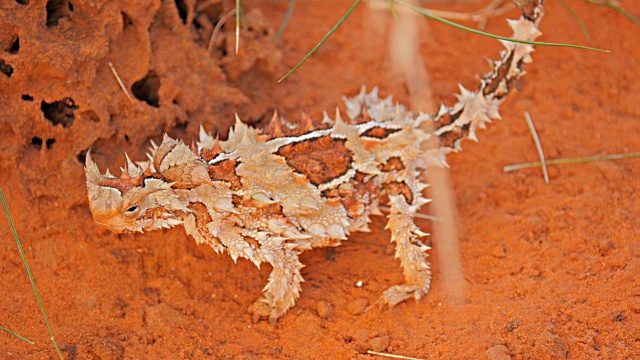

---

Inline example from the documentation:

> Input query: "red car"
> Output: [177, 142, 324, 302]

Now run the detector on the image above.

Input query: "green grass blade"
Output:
[583, 0, 640, 24]
[396, 0, 609, 52]
[557, 0, 590, 39]
[278, 0, 361, 83]
[503, 152, 640, 172]
[0, 325, 34, 345]
[387, 0, 400, 24]
[275, 0, 297, 43]
[0, 188, 64, 360]
[235, 0, 241, 54]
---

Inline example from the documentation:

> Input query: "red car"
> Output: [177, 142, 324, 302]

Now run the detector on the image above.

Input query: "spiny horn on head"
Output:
[85, 150, 108, 185]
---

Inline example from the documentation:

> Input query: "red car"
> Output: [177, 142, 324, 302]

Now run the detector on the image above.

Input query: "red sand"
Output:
[1, 0, 638, 358]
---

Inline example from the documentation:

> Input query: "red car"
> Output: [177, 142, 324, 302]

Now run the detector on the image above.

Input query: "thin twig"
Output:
[0, 325, 34, 345]
[108, 61, 134, 104]
[503, 152, 640, 172]
[0, 188, 63, 360]
[367, 350, 425, 360]
[523, 111, 549, 183]
[208, 9, 236, 55]
[379, 205, 439, 222]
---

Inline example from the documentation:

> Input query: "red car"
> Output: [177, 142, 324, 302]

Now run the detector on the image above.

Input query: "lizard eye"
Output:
[124, 206, 140, 216]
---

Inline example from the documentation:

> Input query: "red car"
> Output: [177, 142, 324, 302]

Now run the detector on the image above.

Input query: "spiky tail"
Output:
[433, 0, 544, 155]
[341, 0, 544, 167]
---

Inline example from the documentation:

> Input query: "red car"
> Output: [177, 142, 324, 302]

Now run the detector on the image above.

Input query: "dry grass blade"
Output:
[0, 325, 34, 345]
[583, 0, 640, 24]
[0, 188, 64, 360]
[208, 9, 236, 55]
[235, 0, 241, 54]
[395, 0, 609, 52]
[524, 111, 549, 183]
[387, 0, 400, 23]
[275, 0, 296, 42]
[558, 0, 590, 39]
[108, 61, 133, 104]
[503, 152, 640, 172]
[369, 0, 513, 28]
[367, 350, 425, 360]
[278, 0, 361, 82]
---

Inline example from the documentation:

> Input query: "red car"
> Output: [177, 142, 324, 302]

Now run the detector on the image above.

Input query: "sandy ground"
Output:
[1, 0, 639, 358]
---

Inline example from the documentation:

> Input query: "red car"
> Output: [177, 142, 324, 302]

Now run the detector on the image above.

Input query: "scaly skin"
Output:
[85, 0, 544, 322]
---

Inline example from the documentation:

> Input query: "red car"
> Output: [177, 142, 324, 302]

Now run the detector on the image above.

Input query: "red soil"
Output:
[1, 0, 638, 359]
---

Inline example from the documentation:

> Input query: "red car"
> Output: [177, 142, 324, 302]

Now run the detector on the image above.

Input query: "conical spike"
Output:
[322, 110, 334, 125]
[212, 135, 222, 154]
[301, 111, 314, 132]
[271, 110, 285, 138]
[362, 106, 371, 123]
[143, 164, 153, 176]
[84, 150, 108, 185]
[334, 107, 342, 123]
[121, 153, 132, 179]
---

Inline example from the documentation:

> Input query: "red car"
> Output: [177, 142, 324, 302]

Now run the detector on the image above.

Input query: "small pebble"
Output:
[316, 300, 333, 319]
[347, 297, 369, 315]
[629, 296, 640, 313]
[533, 332, 568, 359]
[486, 344, 511, 360]
[356, 280, 363, 287]
[491, 245, 506, 258]
[368, 336, 390, 352]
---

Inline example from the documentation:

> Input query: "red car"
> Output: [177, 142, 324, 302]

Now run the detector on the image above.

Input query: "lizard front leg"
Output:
[248, 242, 304, 323]
[380, 194, 432, 307]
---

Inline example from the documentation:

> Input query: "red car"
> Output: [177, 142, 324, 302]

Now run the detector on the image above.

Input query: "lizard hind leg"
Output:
[380, 194, 432, 307]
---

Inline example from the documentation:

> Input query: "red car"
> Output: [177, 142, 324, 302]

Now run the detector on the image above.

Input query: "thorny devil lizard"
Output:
[86, 1, 544, 322]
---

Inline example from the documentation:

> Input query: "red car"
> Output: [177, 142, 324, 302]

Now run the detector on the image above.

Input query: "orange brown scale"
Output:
[351, 107, 371, 124]
[383, 181, 414, 204]
[208, 159, 242, 189]
[262, 111, 330, 139]
[101, 175, 144, 193]
[483, 51, 514, 97]
[339, 180, 371, 219]
[277, 137, 353, 186]
[200, 136, 223, 161]
[187, 202, 224, 248]
[243, 236, 261, 250]
[438, 122, 470, 149]
[322, 188, 340, 199]
[379, 157, 405, 172]
[152, 140, 175, 171]
[362, 127, 400, 139]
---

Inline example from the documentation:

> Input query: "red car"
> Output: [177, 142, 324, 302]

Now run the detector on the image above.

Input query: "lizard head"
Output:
[85, 151, 186, 233]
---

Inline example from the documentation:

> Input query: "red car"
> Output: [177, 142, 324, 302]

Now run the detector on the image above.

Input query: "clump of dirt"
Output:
[1, 0, 639, 359]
